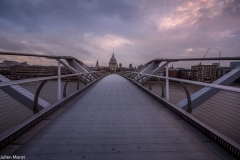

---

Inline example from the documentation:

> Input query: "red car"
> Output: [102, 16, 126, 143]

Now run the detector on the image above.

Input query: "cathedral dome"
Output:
[109, 53, 117, 68]
[110, 53, 116, 61]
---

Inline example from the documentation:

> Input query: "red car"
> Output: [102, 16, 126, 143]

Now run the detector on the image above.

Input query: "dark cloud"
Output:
[0, 37, 27, 51]
[223, 0, 240, 17]
[0, 0, 239, 67]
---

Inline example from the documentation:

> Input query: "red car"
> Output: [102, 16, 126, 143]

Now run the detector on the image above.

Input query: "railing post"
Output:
[147, 76, 152, 90]
[88, 73, 92, 82]
[158, 78, 165, 98]
[133, 74, 137, 81]
[141, 75, 146, 86]
[63, 78, 69, 98]
[58, 59, 61, 100]
[95, 72, 100, 78]
[180, 82, 192, 113]
[90, 73, 94, 82]
[92, 73, 97, 79]
[138, 74, 143, 84]
[77, 78, 80, 90]
[133, 73, 137, 80]
[33, 80, 48, 114]
[85, 73, 91, 84]
[166, 63, 169, 100]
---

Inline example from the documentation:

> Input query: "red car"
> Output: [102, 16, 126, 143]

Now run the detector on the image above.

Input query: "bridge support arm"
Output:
[140, 61, 169, 85]
[177, 65, 240, 110]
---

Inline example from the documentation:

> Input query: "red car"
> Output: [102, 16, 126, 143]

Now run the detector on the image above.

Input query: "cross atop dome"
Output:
[110, 52, 116, 61]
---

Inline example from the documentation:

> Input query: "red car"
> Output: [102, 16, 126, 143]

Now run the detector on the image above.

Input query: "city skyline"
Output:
[0, 0, 240, 67]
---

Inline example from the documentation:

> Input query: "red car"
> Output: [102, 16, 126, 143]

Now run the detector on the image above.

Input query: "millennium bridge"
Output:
[0, 51, 239, 160]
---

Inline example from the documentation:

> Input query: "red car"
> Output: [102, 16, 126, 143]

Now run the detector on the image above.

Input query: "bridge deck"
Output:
[11, 75, 222, 159]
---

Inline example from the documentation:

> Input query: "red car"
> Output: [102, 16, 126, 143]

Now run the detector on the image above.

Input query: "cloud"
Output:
[92, 34, 135, 50]
[0, 0, 239, 67]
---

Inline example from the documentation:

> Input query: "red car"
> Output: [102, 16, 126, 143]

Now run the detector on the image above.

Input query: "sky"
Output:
[0, 0, 240, 68]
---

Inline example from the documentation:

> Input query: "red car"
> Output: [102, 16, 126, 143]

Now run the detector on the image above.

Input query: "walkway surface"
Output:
[12, 75, 221, 160]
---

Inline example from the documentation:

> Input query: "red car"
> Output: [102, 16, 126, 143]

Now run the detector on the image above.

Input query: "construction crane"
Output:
[219, 51, 221, 67]
[199, 48, 210, 65]
[197, 48, 210, 82]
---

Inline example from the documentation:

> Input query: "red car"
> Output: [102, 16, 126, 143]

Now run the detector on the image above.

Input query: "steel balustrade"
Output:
[0, 71, 108, 151]
[124, 71, 240, 94]
[121, 71, 240, 158]
[124, 71, 240, 113]
[0, 71, 105, 115]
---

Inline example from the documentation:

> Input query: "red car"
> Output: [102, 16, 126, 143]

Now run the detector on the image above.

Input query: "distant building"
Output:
[1, 60, 28, 67]
[92, 53, 129, 73]
[230, 61, 240, 68]
[191, 65, 217, 82]
[19, 62, 28, 66]
[137, 64, 143, 69]
[169, 69, 180, 78]
[96, 60, 99, 67]
[109, 53, 118, 73]
[129, 64, 133, 69]
[180, 69, 197, 80]
[212, 62, 219, 66]
[217, 67, 232, 78]
[169, 64, 174, 69]
[2, 60, 19, 67]
[1, 66, 70, 80]
[177, 67, 187, 70]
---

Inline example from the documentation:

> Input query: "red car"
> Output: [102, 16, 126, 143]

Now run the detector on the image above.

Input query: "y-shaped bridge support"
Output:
[135, 61, 169, 84]
[58, 58, 93, 84]
[177, 66, 240, 110]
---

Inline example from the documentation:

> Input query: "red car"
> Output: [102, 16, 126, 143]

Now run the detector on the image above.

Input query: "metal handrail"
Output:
[0, 71, 102, 87]
[0, 71, 105, 114]
[125, 71, 240, 93]
[146, 56, 240, 65]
